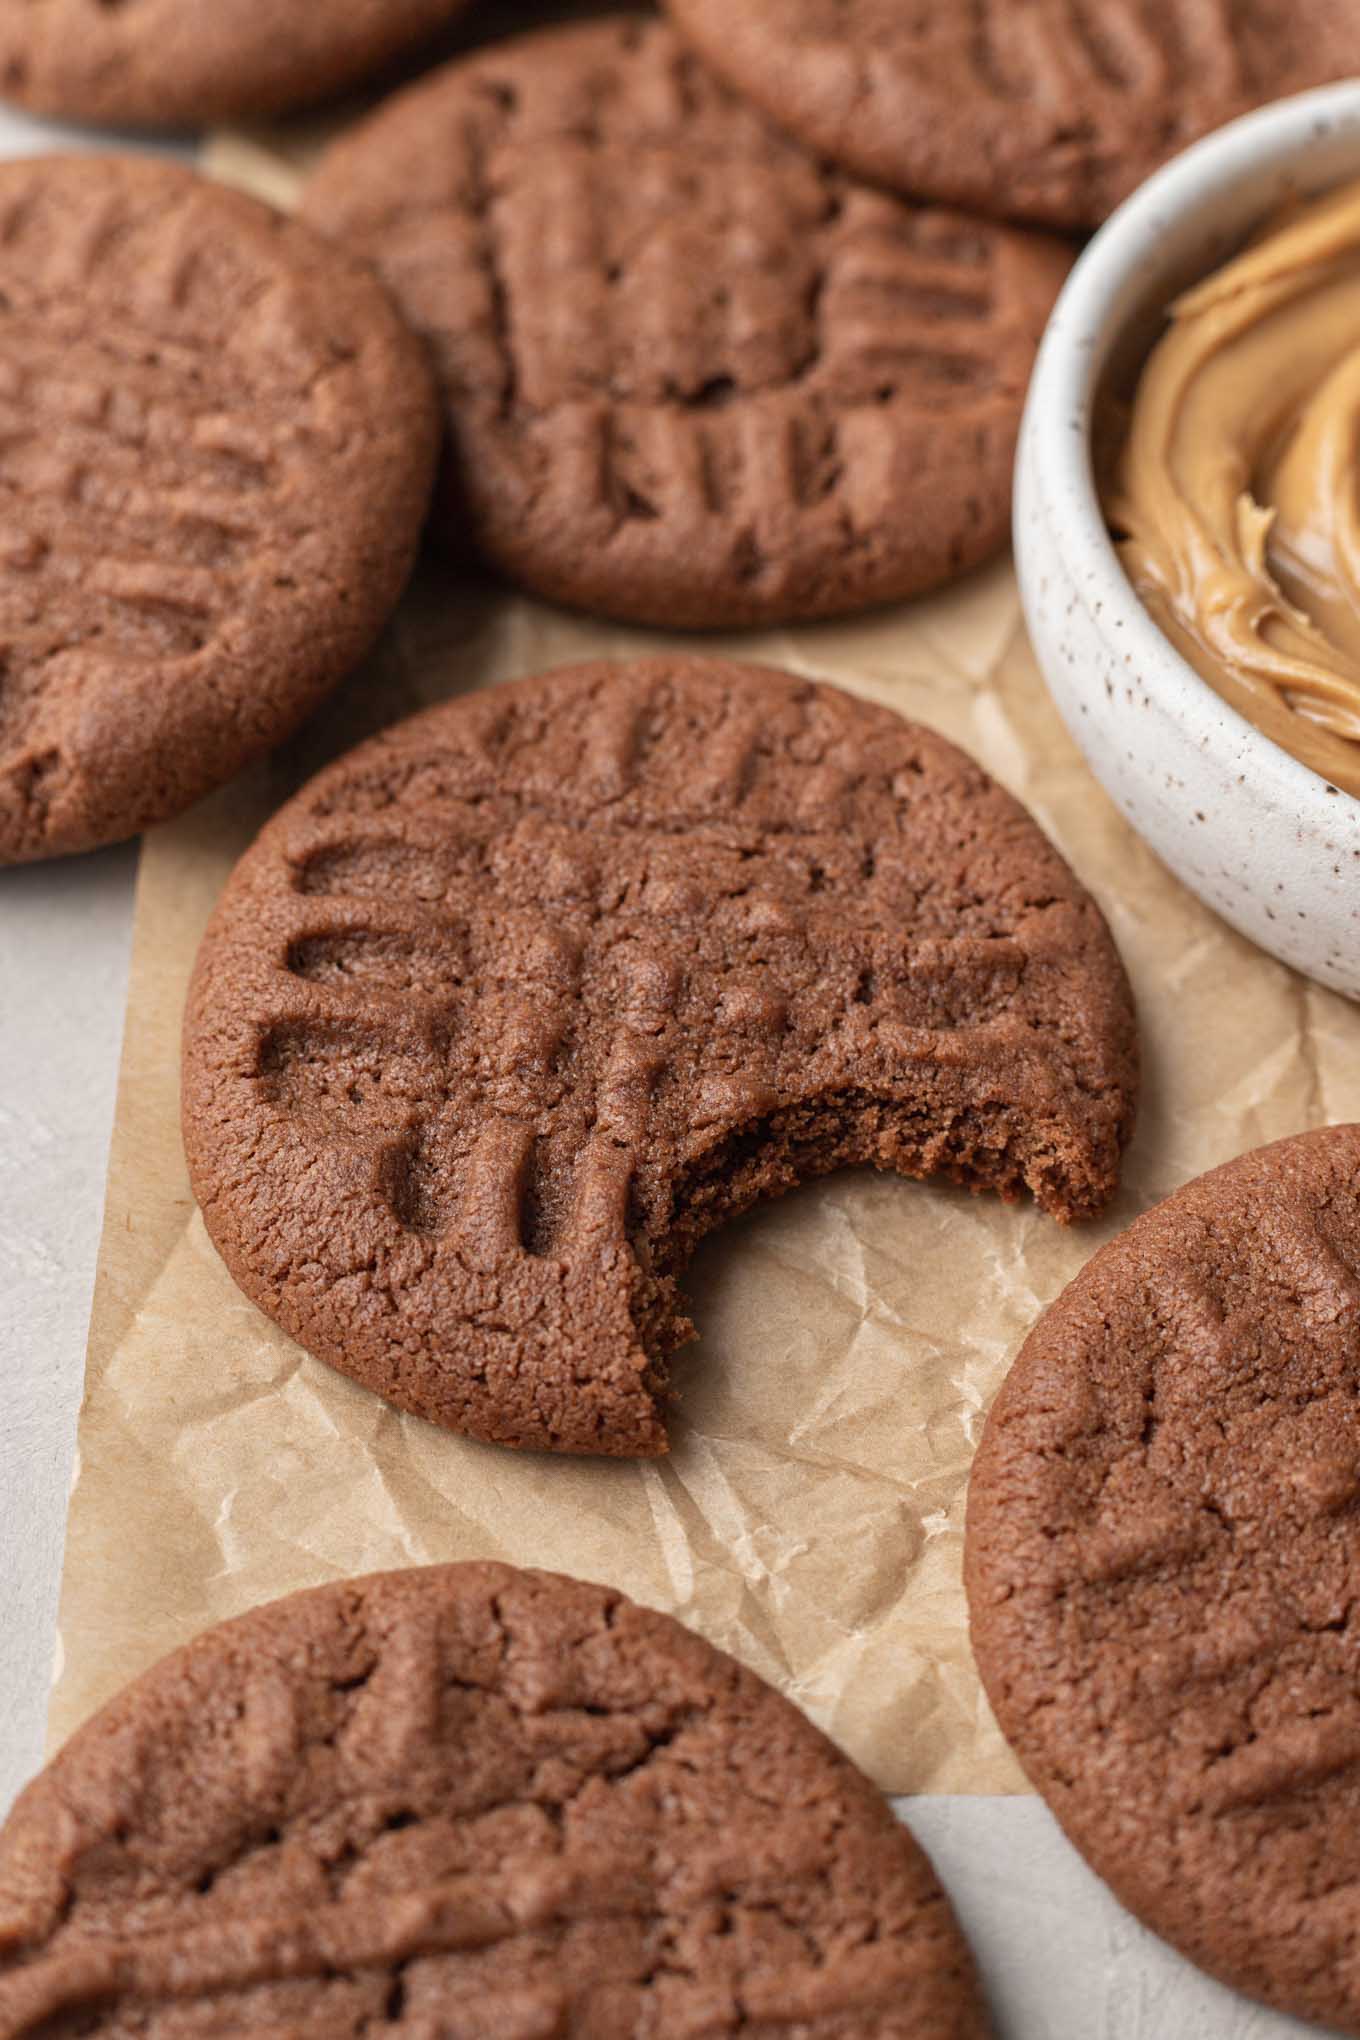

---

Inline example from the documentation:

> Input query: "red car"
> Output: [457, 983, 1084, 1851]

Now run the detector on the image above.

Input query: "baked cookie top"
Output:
[663, 0, 1360, 230]
[182, 656, 1137, 1456]
[967, 1123, 1360, 2031]
[0, 0, 474, 128]
[302, 17, 1071, 629]
[0, 155, 438, 865]
[0, 1564, 992, 2038]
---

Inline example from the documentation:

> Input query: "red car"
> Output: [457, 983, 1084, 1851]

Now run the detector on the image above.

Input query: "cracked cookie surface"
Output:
[0, 1564, 992, 2038]
[966, 1124, 1360, 2031]
[0, 0, 474, 128]
[0, 155, 439, 865]
[664, 0, 1360, 230]
[182, 656, 1137, 1457]
[301, 15, 1071, 629]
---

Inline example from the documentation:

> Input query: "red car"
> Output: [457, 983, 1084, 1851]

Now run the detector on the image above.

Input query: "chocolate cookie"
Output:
[0, 1564, 992, 2037]
[0, 156, 439, 866]
[0, 0, 474, 129]
[663, 0, 1360, 231]
[300, 17, 1072, 630]
[966, 1124, 1360, 2032]
[182, 657, 1138, 1456]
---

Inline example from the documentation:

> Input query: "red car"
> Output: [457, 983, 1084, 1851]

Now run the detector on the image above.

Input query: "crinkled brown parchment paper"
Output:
[48, 124, 1360, 1797]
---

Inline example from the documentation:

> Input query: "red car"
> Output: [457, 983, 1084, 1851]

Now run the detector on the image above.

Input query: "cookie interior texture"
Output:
[0, 154, 439, 865]
[0, 1564, 993, 2037]
[966, 1124, 1360, 2032]
[300, 16, 1072, 630]
[663, 0, 1360, 230]
[182, 657, 1137, 1457]
[0, 0, 474, 127]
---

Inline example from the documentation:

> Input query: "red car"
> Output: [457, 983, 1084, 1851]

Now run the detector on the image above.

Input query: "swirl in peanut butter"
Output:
[1105, 177, 1360, 799]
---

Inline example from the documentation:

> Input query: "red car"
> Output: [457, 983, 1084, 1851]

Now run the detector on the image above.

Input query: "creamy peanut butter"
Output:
[1104, 177, 1360, 799]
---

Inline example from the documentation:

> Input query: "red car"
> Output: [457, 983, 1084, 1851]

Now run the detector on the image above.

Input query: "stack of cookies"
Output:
[3, 4, 1360, 2035]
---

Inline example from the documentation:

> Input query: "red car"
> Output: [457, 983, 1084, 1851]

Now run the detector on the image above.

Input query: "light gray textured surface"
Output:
[904, 1800, 1315, 2038]
[0, 841, 136, 1813]
[0, 97, 1326, 2040]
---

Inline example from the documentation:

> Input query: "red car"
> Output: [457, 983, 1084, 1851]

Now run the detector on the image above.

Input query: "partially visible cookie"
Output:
[182, 656, 1138, 1456]
[966, 1124, 1360, 2032]
[0, 0, 475, 129]
[663, 0, 1360, 231]
[301, 16, 1072, 630]
[0, 155, 439, 865]
[0, 1564, 993, 2037]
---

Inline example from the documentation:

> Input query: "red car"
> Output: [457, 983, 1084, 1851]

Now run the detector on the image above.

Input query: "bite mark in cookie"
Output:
[183, 658, 1137, 1456]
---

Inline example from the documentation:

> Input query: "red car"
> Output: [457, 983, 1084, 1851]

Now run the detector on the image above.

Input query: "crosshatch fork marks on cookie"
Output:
[663, 0, 1355, 229]
[0, 153, 440, 863]
[301, 16, 1073, 628]
[0, 319, 272, 682]
[966, 1125, 1360, 2034]
[0, 1567, 991, 2037]
[182, 658, 1138, 1457]
[963, 0, 1244, 105]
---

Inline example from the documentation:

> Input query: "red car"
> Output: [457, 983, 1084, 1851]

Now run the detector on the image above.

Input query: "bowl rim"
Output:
[1022, 77, 1360, 825]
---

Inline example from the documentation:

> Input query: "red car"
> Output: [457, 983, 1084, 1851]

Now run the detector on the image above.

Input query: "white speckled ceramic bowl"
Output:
[1017, 82, 1360, 1000]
